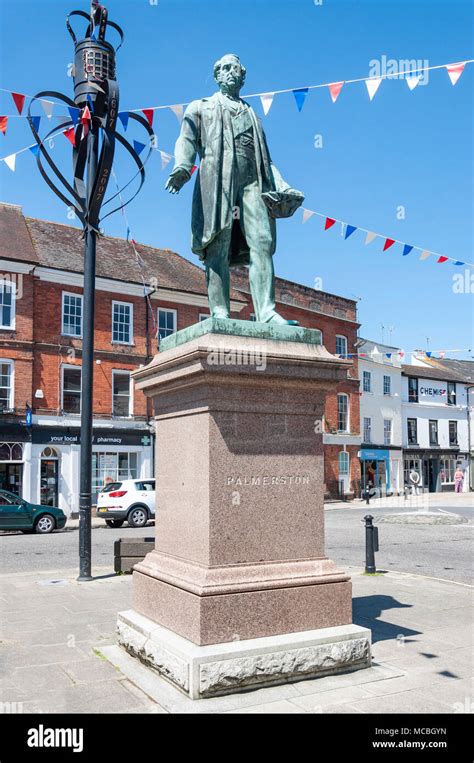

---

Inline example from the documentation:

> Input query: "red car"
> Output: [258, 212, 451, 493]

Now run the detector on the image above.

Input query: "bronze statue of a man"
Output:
[166, 53, 303, 324]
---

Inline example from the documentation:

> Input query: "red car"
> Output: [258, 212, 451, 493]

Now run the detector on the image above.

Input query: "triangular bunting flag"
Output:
[142, 109, 154, 128]
[260, 93, 275, 116]
[64, 128, 76, 147]
[398, 351, 405, 358]
[126, 226, 131, 241]
[365, 231, 377, 245]
[425, 352, 432, 358]
[3, 153, 16, 171]
[12, 92, 25, 115]
[328, 81, 344, 103]
[446, 62, 465, 86]
[191, 165, 198, 175]
[324, 217, 336, 230]
[383, 238, 395, 251]
[169, 105, 184, 123]
[419, 250, 431, 261]
[366, 77, 382, 101]
[386, 353, 392, 359]
[30, 116, 41, 132]
[437, 256, 448, 263]
[344, 224, 357, 239]
[293, 88, 308, 112]
[118, 112, 130, 131]
[439, 351, 446, 359]
[159, 151, 173, 170]
[0, 116, 8, 135]
[29, 143, 39, 156]
[302, 208, 316, 224]
[68, 107, 80, 126]
[81, 105, 91, 123]
[406, 75, 421, 91]
[453, 261, 465, 266]
[402, 244, 414, 256]
[41, 99, 54, 118]
[133, 140, 146, 156]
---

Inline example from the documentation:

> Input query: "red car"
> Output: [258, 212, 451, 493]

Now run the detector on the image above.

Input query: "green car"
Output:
[0, 489, 67, 534]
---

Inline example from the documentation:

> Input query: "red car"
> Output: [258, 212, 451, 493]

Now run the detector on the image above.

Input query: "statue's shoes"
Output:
[266, 313, 300, 326]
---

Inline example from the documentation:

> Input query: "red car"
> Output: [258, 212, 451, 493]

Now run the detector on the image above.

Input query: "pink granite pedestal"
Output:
[117, 324, 371, 697]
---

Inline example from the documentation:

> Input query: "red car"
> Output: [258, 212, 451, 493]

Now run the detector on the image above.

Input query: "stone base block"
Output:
[117, 609, 372, 699]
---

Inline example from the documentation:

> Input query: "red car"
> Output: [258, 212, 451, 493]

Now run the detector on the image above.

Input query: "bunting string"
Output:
[301, 208, 472, 268]
[1, 57, 472, 125]
[336, 348, 471, 360]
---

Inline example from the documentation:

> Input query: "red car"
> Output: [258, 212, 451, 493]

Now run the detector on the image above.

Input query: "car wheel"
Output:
[35, 514, 55, 534]
[127, 507, 148, 528]
[105, 519, 124, 528]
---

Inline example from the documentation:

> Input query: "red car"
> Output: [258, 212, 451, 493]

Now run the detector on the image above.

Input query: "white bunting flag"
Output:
[260, 93, 275, 116]
[365, 231, 377, 245]
[365, 77, 382, 101]
[159, 150, 173, 170]
[405, 75, 421, 91]
[41, 99, 54, 118]
[446, 62, 465, 86]
[3, 153, 16, 172]
[169, 105, 184, 123]
[419, 250, 431, 261]
[302, 208, 316, 224]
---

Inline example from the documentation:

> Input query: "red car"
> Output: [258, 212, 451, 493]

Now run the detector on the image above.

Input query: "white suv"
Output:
[96, 479, 155, 528]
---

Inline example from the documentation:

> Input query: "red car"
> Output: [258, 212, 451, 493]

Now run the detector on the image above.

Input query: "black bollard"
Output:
[363, 514, 378, 574]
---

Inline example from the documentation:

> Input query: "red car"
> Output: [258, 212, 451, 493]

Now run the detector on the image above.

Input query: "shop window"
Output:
[113, 371, 131, 417]
[0, 360, 13, 411]
[112, 301, 133, 344]
[337, 394, 349, 432]
[408, 377, 418, 402]
[92, 452, 138, 502]
[439, 458, 456, 484]
[404, 458, 421, 485]
[62, 292, 83, 337]
[0, 281, 15, 329]
[62, 366, 81, 413]
[157, 309, 177, 342]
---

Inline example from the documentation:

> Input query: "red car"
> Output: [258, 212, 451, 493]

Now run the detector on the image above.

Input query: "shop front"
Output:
[403, 451, 468, 493]
[30, 426, 154, 515]
[0, 423, 32, 499]
[359, 448, 404, 497]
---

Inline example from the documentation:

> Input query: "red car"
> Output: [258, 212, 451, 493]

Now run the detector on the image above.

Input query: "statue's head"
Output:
[214, 53, 246, 96]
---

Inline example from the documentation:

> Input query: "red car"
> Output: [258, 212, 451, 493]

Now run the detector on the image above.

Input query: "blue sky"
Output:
[0, 0, 472, 357]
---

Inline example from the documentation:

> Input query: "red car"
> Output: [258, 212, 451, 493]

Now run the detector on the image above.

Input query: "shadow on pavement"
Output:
[353, 594, 421, 643]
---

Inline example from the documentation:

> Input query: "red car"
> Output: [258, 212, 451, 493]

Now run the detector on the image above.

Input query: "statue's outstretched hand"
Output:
[165, 167, 191, 194]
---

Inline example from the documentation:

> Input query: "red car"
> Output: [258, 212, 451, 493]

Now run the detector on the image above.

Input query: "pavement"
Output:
[1, 563, 472, 714]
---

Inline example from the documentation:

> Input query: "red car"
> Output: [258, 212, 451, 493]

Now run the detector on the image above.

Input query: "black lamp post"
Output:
[27, 1, 154, 580]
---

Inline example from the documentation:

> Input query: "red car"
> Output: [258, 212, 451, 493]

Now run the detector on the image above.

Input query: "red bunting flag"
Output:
[446, 62, 465, 86]
[81, 105, 91, 138]
[383, 238, 395, 251]
[64, 128, 76, 147]
[0, 116, 7, 135]
[437, 256, 448, 263]
[12, 92, 26, 115]
[191, 165, 198, 175]
[324, 217, 336, 230]
[142, 109, 154, 128]
[328, 81, 344, 103]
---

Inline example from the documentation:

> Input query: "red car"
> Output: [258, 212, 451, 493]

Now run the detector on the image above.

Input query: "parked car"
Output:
[0, 489, 67, 533]
[96, 479, 155, 528]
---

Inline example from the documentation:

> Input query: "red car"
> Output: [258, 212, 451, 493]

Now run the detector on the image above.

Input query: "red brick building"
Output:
[0, 202, 360, 513]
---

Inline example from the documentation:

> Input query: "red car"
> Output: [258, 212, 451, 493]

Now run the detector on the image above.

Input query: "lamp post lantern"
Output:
[27, 1, 154, 580]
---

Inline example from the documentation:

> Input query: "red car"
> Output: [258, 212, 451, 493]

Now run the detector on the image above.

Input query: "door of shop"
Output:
[40, 459, 59, 507]
[0, 463, 22, 497]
